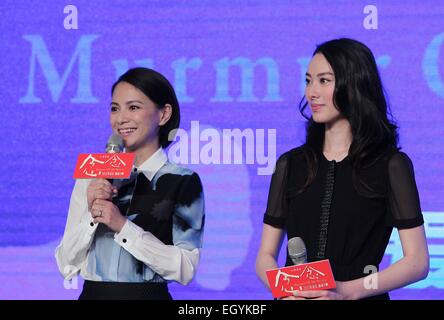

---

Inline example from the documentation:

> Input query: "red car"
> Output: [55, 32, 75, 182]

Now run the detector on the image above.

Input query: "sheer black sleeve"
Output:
[386, 152, 424, 229]
[263, 152, 290, 229]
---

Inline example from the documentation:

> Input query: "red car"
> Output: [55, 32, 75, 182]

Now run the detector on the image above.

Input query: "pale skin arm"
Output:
[296, 225, 429, 300]
[255, 224, 285, 290]
[256, 224, 306, 300]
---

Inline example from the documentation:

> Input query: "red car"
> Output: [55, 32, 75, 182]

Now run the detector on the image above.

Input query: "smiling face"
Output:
[110, 81, 164, 153]
[305, 53, 344, 124]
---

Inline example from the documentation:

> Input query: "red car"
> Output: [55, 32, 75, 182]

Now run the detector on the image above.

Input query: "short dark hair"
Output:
[111, 67, 180, 148]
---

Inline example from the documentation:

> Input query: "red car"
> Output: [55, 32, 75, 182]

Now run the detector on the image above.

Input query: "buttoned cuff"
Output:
[82, 212, 99, 235]
[114, 219, 144, 248]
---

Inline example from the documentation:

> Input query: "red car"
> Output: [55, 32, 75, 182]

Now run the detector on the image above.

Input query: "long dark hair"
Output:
[112, 67, 180, 148]
[299, 38, 399, 195]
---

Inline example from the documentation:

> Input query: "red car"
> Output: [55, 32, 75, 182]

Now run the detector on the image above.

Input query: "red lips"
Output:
[311, 104, 324, 111]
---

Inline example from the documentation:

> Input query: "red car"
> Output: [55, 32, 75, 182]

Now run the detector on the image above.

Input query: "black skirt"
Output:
[79, 280, 172, 300]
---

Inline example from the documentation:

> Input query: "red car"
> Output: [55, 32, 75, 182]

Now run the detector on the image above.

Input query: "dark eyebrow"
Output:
[126, 100, 144, 105]
[305, 72, 334, 77]
[317, 72, 334, 77]
[110, 100, 144, 106]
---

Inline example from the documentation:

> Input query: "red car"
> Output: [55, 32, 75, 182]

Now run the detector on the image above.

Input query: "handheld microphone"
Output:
[105, 133, 124, 193]
[287, 237, 307, 265]
[105, 133, 124, 154]
[273, 237, 308, 292]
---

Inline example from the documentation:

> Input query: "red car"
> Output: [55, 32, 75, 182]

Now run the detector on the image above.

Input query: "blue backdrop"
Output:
[0, 0, 443, 299]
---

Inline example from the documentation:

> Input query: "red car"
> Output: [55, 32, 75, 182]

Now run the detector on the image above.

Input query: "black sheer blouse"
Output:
[263, 147, 424, 298]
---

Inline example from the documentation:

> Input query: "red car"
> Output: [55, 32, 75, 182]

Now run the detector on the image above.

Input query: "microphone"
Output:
[273, 237, 308, 292]
[105, 133, 124, 154]
[271, 237, 336, 297]
[105, 133, 124, 194]
[287, 237, 307, 265]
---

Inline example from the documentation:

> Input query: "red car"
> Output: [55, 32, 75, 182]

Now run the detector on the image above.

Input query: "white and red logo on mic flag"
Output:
[266, 260, 336, 298]
[73, 153, 135, 179]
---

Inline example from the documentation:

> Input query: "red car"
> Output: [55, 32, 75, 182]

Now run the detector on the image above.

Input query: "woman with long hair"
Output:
[256, 38, 429, 300]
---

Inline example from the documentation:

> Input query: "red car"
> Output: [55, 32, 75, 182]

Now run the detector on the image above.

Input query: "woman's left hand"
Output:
[91, 199, 127, 233]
